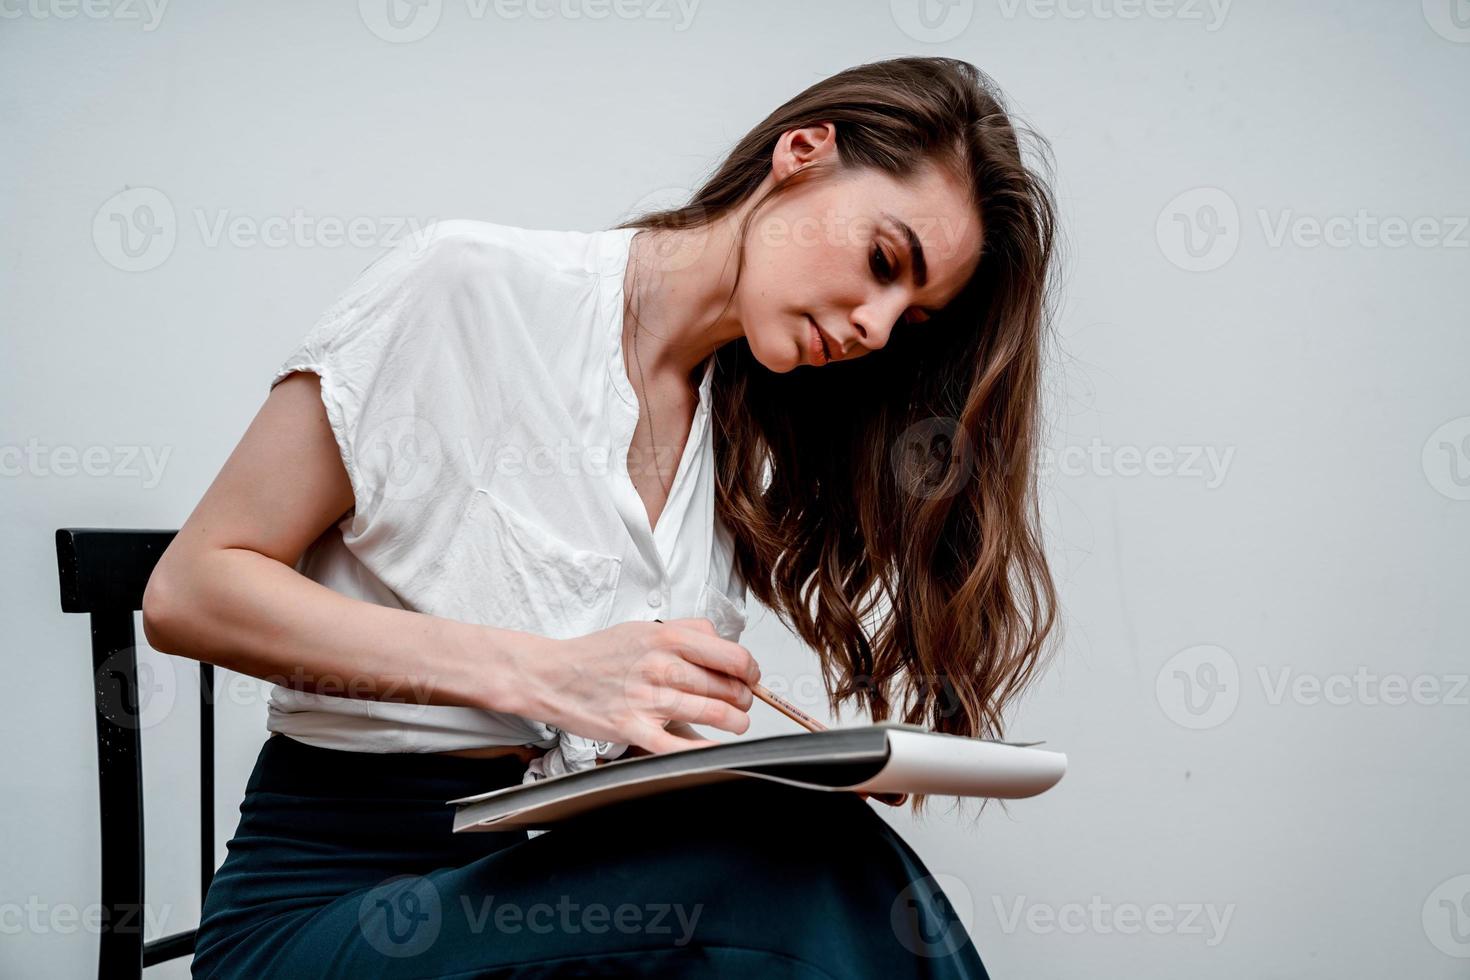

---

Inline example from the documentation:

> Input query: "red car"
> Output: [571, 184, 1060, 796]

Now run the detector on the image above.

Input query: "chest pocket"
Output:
[696, 578, 748, 642]
[427, 486, 623, 639]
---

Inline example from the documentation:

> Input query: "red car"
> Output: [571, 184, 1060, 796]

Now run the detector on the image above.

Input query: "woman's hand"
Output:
[606, 721, 709, 763]
[501, 617, 760, 757]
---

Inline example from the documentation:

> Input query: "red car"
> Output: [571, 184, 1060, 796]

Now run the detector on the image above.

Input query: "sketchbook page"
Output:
[453, 759, 908, 833]
[446, 725, 895, 807]
[453, 769, 753, 832]
[452, 731, 1067, 833]
[848, 729, 1067, 798]
[450, 728, 896, 833]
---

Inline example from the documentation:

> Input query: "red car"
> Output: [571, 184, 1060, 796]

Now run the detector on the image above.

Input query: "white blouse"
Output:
[266, 219, 749, 787]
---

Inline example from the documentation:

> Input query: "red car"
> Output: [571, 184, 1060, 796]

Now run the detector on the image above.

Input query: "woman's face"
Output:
[738, 127, 984, 373]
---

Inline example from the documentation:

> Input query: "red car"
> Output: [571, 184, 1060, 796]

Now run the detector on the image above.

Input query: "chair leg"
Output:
[90, 608, 146, 980]
[200, 661, 215, 903]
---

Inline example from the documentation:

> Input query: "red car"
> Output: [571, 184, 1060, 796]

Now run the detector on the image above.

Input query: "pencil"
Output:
[752, 682, 827, 732]
[654, 619, 907, 806]
[750, 680, 908, 806]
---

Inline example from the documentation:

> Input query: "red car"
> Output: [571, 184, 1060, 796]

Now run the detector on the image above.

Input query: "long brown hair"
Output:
[616, 56, 1063, 816]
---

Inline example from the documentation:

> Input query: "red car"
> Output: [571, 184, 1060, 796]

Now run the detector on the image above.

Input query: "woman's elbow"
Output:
[141, 562, 188, 655]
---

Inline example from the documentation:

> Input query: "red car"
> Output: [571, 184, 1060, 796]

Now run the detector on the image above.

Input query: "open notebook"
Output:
[447, 721, 1067, 833]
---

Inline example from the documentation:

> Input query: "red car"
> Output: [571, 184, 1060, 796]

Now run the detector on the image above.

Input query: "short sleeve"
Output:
[269, 221, 495, 561]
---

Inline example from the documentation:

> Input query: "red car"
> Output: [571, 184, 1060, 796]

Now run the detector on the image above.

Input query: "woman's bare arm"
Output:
[143, 369, 758, 752]
[140, 370, 538, 713]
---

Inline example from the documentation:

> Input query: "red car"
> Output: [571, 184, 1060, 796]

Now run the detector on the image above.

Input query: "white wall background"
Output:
[3, 3, 1467, 977]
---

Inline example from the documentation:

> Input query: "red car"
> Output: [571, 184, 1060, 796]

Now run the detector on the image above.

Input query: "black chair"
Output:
[55, 528, 215, 980]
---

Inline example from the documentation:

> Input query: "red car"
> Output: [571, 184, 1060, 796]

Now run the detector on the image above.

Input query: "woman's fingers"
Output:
[677, 692, 752, 734]
[629, 721, 721, 756]
[537, 618, 762, 755]
[626, 651, 752, 734]
[662, 719, 708, 742]
[656, 618, 761, 686]
[651, 655, 754, 710]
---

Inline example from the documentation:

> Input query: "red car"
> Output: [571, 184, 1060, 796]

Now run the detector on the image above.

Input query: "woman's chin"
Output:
[747, 335, 804, 374]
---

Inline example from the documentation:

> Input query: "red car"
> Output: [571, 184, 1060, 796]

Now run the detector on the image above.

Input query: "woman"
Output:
[144, 55, 1061, 978]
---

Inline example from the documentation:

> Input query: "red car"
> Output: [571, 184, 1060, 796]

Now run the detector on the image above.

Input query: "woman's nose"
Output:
[851, 298, 906, 353]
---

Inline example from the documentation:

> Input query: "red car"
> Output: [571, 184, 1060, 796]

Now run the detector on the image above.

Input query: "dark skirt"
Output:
[193, 733, 991, 978]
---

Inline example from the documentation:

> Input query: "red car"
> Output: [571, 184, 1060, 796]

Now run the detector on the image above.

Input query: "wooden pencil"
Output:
[653, 620, 907, 806]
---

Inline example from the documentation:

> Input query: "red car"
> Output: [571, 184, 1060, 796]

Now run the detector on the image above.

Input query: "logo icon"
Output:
[360, 0, 443, 43]
[1156, 187, 1240, 272]
[1423, 874, 1470, 957]
[619, 186, 713, 275]
[1422, 415, 1470, 501]
[891, 873, 975, 958]
[890, 416, 977, 500]
[1423, 0, 1470, 42]
[1156, 644, 1239, 729]
[93, 187, 177, 272]
[359, 413, 447, 503]
[358, 874, 442, 958]
[94, 648, 179, 731]
[889, 0, 974, 43]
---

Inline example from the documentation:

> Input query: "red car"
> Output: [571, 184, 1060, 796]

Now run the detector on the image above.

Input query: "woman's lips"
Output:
[806, 314, 831, 365]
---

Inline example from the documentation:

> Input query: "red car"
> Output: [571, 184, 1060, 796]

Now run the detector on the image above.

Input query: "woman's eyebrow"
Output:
[879, 211, 928, 289]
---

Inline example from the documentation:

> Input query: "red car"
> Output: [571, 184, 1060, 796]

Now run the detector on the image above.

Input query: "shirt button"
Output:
[646, 590, 663, 608]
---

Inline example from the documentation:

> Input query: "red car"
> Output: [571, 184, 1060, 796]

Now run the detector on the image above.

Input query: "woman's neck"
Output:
[621, 221, 748, 388]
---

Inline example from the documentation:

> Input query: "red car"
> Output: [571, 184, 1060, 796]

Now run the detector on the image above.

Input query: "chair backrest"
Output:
[55, 528, 214, 980]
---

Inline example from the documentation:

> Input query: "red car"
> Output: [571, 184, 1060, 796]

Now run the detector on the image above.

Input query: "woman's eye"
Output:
[870, 243, 894, 280]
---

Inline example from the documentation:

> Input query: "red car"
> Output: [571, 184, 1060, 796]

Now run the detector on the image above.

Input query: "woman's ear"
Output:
[772, 122, 838, 180]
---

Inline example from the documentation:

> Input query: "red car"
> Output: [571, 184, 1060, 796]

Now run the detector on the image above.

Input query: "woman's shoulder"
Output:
[397, 218, 619, 283]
